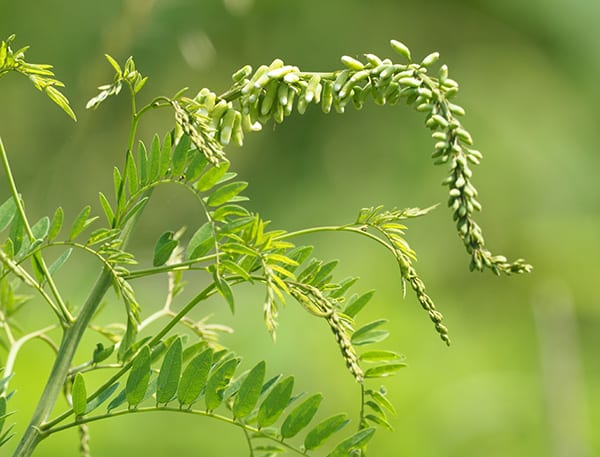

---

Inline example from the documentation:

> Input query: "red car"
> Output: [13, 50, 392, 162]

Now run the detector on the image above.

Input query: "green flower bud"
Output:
[390, 39, 412, 61]
[341, 55, 365, 71]
[421, 52, 440, 67]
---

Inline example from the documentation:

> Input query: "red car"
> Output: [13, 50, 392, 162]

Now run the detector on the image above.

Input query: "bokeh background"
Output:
[1, 0, 599, 456]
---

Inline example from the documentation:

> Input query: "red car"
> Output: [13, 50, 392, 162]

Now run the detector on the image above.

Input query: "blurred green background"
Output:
[1, 0, 599, 456]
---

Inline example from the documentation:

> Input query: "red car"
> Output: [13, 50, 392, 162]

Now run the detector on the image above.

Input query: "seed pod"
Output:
[455, 128, 473, 145]
[421, 52, 440, 67]
[321, 80, 333, 113]
[397, 77, 421, 88]
[333, 70, 351, 92]
[304, 74, 321, 103]
[242, 65, 269, 94]
[284, 88, 296, 116]
[438, 64, 448, 84]
[341, 55, 364, 71]
[364, 53, 383, 66]
[210, 100, 230, 128]
[339, 70, 369, 98]
[430, 114, 449, 128]
[417, 103, 433, 112]
[277, 83, 289, 106]
[390, 39, 412, 61]
[297, 93, 308, 114]
[260, 79, 279, 116]
[283, 72, 300, 84]
[273, 101, 285, 124]
[232, 64, 253, 83]
[232, 111, 244, 146]
[432, 131, 447, 141]
[449, 103, 465, 116]
[219, 108, 237, 145]
[267, 65, 295, 79]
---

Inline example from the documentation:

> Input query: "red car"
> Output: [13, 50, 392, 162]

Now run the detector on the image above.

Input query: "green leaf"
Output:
[185, 153, 209, 182]
[311, 259, 338, 287]
[257, 376, 294, 428]
[107, 387, 127, 412]
[68, 206, 92, 241]
[205, 357, 240, 411]
[47, 248, 72, 277]
[98, 192, 114, 225]
[138, 141, 148, 185]
[351, 319, 389, 346]
[31, 216, 50, 241]
[72, 373, 87, 417]
[367, 390, 397, 415]
[0, 198, 16, 233]
[160, 132, 172, 177]
[178, 349, 213, 406]
[304, 413, 349, 450]
[186, 223, 214, 259]
[48, 206, 64, 241]
[172, 134, 191, 177]
[212, 204, 250, 222]
[104, 54, 122, 75]
[196, 162, 230, 192]
[125, 150, 139, 195]
[148, 134, 161, 182]
[364, 363, 406, 378]
[364, 413, 393, 431]
[206, 182, 248, 207]
[0, 396, 7, 434]
[233, 361, 266, 419]
[216, 276, 235, 313]
[120, 197, 149, 226]
[9, 214, 24, 255]
[92, 343, 114, 364]
[344, 290, 375, 318]
[359, 350, 403, 363]
[327, 427, 376, 457]
[125, 346, 151, 407]
[85, 382, 119, 414]
[281, 393, 323, 439]
[153, 231, 178, 267]
[156, 337, 183, 404]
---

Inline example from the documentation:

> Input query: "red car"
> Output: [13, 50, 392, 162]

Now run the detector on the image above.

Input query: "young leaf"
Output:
[216, 276, 235, 313]
[160, 132, 172, 177]
[92, 343, 114, 364]
[31, 216, 50, 241]
[153, 231, 178, 267]
[156, 337, 183, 404]
[304, 413, 349, 450]
[172, 134, 191, 177]
[148, 134, 161, 182]
[48, 206, 64, 241]
[233, 361, 266, 419]
[9, 214, 24, 255]
[186, 223, 214, 259]
[257, 376, 294, 429]
[196, 162, 230, 192]
[178, 349, 213, 406]
[47, 248, 72, 277]
[206, 181, 248, 207]
[310, 259, 338, 287]
[327, 427, 376, 457]
[281, 393, 323, 439]
[125, 346, 151, 407]
[138, 141, 148, 185]
[72, 373, 87, 417]
[344, 290, 375, 318]
[364, 363, 406, 379]
[0, 396, 7, 433]
[351, 319, 389, 346]
[120, 197, 149, 226]
[85, 382, 120, 415]
[98, 192, 114, 225]
[364, 413, 393, 431]
[0, 197, 16, 233]
[205, 357, 240, 411]
[69, 206, 92, 241]
[360, 350, 404, 363]
[368, 390, 397, 416]
[125, 150, 139, 195]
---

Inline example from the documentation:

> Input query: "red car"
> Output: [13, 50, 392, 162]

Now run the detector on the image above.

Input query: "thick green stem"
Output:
[11, 270, 113, 457]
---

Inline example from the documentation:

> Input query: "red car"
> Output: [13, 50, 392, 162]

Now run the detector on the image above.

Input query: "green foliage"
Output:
[0, 34, 531, 457]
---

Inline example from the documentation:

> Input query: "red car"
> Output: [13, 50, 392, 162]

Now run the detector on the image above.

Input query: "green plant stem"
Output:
[45, 407, 308, 456]
[0, 136, 73, 325]
[43, 282, 218, 431]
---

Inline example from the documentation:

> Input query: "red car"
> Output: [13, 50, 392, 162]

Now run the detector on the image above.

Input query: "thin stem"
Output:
[45, 407, 308, 456]
[0, 136, 73, 325]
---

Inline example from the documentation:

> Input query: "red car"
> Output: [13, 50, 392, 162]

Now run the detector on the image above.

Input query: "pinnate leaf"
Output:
[178, 349, 213, 406]
[304, 413, 349, 450]
[205, 357, 240, 411]
[72, 373, 87, 416]
[125, 346, 151, 407]
[156, 337, 183, 404]
[281, 393, 323, 439]
[233, 361, 266, 419]
[257, 376, 294, 428]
